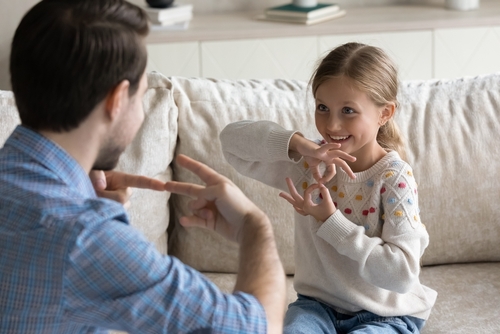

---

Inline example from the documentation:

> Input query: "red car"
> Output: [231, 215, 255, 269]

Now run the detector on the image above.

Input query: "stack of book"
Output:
[260, 2, 345, 25]
[143, 3, 193, 31]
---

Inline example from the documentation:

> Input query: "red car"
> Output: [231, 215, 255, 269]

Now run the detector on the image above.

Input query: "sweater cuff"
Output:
[317, 210, 357, 247]
[267, 128, 301, 162]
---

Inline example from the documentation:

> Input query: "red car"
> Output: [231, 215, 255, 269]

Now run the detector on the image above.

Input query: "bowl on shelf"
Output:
[146, 0, 174, 8]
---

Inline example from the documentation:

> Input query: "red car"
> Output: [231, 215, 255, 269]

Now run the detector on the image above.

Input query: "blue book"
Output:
[265, 3, 340, 19]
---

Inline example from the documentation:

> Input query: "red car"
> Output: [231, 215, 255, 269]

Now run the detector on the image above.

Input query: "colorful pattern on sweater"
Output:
[298, 151, 422, 239]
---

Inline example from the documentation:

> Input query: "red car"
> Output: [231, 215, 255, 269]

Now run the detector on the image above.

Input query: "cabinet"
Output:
[145, 3, 500, 81]
[434, 26, 500, 78]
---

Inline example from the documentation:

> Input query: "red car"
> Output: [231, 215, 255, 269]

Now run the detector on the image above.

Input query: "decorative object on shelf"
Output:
[143, 2, 193, 30]
[445, 0, 479, 10]
[293, 0, 317, 7]
[146, 0, 174, 9]
[259, 2, 345, 25]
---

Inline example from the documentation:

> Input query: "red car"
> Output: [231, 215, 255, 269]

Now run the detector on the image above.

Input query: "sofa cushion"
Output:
[203, 263, 500, 334]
[0, 91, 20, 145]
[419, 262, 500, 333]
[168, 77, 318, 274]
[114, 72, 176, 253]
[397, 73, 500, 265]
[0, 72, 176, 253]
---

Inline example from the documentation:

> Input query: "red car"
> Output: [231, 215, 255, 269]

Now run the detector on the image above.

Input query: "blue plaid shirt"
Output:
[0, 126, 266, 334]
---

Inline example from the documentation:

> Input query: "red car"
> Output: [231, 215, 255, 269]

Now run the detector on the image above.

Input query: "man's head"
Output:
[10, 0, 150, 170]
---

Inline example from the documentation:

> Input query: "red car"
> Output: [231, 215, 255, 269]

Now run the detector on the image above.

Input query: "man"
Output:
[0, 0, 286, 333]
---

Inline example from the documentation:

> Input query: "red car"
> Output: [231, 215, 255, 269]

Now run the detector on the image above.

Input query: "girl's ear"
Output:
[379, 102, 396, 126]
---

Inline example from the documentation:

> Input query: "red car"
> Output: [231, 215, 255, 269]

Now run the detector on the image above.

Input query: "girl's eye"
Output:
[317, 104, 329, 113]
[342, 107, 354, 114]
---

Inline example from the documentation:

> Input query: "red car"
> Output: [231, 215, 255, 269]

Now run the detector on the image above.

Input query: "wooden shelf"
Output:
[146, 0, 500, 44]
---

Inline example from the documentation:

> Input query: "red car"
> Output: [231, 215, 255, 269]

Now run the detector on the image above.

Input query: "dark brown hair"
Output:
[10, 0, 149, 132]
[311, 42, 406, 160]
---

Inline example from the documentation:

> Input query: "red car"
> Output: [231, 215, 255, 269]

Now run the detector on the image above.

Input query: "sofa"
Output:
[1, 71, 499, 334]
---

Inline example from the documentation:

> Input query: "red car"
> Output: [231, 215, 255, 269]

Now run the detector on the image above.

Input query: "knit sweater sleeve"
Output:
[317, 161, 429, 294]
[219, 120, 303, 192]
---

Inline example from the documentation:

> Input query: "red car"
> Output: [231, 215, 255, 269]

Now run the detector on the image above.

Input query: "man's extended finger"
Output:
[106, 171, 165, 191]
[175, 154, 225, 186]
[165, 181, 205, 198]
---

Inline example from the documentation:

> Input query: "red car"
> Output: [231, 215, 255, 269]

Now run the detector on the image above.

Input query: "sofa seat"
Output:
[204, 262, 500, 333]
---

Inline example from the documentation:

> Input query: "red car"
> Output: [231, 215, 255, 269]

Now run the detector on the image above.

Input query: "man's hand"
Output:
[89, 170, 166, 208]
[164, 154, 266, 243]
[279, 177, 336, 222]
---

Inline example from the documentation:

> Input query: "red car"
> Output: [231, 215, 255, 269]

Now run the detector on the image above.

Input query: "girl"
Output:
[220, 42, 436, 333]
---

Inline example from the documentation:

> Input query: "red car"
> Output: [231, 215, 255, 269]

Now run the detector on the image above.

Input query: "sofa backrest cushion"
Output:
[0, 91, 20, 144]
[0, 72, 176, 253]
[397, 73, 500, 265]
[115, 72, 177, 253]
[169, 73, 500, 272]
[168, 77, 317, 274]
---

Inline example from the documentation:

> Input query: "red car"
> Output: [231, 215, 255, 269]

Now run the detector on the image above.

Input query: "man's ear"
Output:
[379, 102, 396, 126]
[104, 80, 130, 121]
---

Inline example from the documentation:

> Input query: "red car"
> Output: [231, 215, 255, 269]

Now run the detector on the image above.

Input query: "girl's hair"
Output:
[310, 42, 407, 160]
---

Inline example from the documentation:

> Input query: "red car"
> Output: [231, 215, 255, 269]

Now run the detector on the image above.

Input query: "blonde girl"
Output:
[220, 42, 436, 334]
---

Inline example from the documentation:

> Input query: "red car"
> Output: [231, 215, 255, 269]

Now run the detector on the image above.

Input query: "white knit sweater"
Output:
[220, 120, 437, 320]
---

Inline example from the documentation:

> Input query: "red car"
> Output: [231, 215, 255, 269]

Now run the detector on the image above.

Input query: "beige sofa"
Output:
[1, 72, 499, 333]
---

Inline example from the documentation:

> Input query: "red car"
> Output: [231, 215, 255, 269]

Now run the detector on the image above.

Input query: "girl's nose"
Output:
[326, 115, 341, 132]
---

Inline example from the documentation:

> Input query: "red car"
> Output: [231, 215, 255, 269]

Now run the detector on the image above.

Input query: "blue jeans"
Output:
[284, 294, 425, 334]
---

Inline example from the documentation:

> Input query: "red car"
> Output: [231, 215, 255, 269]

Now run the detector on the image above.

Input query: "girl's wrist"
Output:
[315, 208, 336, 223]
[289, 133, 303, 154]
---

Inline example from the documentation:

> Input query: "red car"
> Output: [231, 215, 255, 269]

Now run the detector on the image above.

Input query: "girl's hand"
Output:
[279, 178, 336, 222]
[290, 134, 356, 183]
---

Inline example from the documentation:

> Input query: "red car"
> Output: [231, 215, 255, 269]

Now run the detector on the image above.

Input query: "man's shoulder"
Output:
[0, 167, 128, 233]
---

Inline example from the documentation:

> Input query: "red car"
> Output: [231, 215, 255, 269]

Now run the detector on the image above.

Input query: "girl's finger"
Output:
[311, 165, 323, 183]
[285, 177, 304, 202]
[333, 158, 356, 180]
[303, 184, 320, 207]
[293, 207, 307, 216]
[319, 164, 336, 183]
[318, 184, 333, 203]
[325, 149, 357, 162]
[317, 142, 342, 154]
[279, 192, 297, 207]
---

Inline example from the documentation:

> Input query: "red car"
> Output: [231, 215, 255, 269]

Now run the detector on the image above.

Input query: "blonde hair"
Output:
[310, 42, 406, 160]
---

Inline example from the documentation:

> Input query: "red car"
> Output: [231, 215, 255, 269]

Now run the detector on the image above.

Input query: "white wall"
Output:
[0, 0, 38, 90]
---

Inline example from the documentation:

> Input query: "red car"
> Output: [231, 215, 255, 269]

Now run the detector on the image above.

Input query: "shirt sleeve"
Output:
[63, 216, 267, 334]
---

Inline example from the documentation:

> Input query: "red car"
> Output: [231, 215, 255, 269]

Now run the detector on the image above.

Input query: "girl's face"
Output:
[314, 76, 394, 172]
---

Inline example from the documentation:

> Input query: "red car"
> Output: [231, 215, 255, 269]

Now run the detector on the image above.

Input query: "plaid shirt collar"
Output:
[5, 125, 96, 199]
